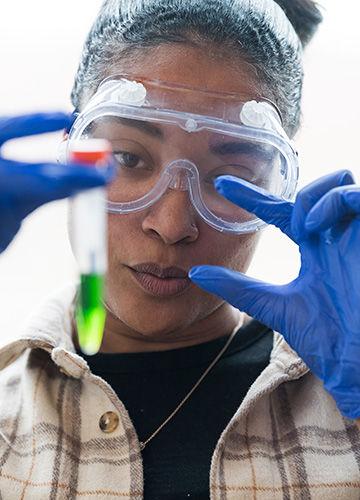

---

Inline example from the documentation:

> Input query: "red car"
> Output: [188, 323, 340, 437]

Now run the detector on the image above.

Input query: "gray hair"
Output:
[71, 0, 322, 136]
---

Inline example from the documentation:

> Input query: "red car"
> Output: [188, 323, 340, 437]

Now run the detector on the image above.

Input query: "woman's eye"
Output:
[113, 151, 144, 169]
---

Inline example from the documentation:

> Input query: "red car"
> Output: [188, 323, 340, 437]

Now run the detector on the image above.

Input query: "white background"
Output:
[0, 0, 359, 344]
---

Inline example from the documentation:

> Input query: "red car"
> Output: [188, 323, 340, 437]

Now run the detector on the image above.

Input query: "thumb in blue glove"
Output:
[189, 170, 360, 420]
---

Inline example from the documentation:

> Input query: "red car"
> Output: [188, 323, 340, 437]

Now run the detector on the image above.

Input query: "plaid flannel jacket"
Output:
[0, 283, 359, 499]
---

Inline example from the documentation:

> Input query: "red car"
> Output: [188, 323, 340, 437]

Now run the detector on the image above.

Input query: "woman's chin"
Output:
[113, 305, 194, 340]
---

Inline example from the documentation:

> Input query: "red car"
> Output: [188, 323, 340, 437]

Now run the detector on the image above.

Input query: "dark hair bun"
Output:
[273, 0, 323, 47]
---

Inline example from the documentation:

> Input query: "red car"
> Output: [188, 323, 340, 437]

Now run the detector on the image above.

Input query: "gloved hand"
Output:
[189, 170, 360, 420]
[0, 112, 115, 253]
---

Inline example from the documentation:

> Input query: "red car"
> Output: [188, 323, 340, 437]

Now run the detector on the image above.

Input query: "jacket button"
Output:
[99, 411, 119, 433]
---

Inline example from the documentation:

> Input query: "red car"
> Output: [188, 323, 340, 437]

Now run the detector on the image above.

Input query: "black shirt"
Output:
[76, 320, 273, 500]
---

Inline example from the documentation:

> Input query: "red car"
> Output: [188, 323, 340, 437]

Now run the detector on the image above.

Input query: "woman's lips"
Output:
[128, 267, 192, 297]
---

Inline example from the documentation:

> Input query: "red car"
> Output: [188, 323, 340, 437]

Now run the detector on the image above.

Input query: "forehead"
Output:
[107, 44, 264, 102]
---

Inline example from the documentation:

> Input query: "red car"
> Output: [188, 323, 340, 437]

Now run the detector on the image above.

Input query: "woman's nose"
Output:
[141, 188, 199, 244]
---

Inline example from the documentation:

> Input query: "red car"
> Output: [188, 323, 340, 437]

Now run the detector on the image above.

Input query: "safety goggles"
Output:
[61, 74, 298, 234]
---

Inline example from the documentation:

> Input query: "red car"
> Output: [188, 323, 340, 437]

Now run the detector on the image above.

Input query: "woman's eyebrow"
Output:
[209, 141, 272, 158]
[106, 116, 165, 140]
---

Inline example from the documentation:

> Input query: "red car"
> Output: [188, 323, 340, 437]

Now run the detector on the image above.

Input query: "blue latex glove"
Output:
[189, 170, 360, 419]
[0, 112, 115, 253]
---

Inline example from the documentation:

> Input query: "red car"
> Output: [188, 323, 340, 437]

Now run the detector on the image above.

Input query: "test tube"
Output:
[69, 139, 111, 355]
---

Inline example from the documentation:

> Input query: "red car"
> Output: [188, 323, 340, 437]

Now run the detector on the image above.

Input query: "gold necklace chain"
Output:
[138, 317, 243, 451]
[90, 298, 243, 452]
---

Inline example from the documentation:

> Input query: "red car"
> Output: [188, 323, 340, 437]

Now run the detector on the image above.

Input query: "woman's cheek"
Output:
[213, 231, 261, 273]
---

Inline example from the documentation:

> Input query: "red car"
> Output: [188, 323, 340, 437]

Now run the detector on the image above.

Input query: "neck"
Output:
[72, 303, 247, 354]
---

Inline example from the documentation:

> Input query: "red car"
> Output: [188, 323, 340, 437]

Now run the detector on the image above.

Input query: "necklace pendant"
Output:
[139, 441, 145, 451]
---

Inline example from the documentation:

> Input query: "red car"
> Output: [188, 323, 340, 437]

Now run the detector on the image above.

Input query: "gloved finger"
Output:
[214, 176, 294, 239]
[305, 186, 360, 233]
[0, 158, 116, 198]
[0, 112, 72, 146]
[291, 170, 355, 241]
[189, 265, 285, 332]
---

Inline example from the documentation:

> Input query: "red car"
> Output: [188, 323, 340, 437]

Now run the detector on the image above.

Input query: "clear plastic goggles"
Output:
[61, 74, 299, 234]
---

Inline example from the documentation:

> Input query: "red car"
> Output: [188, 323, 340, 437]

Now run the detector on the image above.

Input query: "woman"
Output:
[0, 0, 359, 498]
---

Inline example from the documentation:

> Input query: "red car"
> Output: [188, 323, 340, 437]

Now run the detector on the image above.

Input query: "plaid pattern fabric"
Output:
[0, 284, 359, 499]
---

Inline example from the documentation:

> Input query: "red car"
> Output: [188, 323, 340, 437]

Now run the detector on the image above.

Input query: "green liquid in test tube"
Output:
[69, 140, 111, 355]
[75, 273, 106, 355]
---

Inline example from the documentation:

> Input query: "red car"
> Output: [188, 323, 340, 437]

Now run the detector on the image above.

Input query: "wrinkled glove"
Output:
[189, 170, 360, 419]
[0, 112, 115, 253]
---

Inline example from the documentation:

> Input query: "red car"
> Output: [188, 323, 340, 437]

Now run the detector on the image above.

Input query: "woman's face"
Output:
[95, 45, 264, 344]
